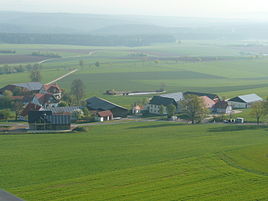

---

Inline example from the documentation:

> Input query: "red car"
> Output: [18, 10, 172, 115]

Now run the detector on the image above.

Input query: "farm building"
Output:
[44, 106, 83, 121]
[147, 92, 184, 115]
[0, 190, 23, 201]
[94, 110, 113, 122]
[212, 100, 232, 114]
[200, 96, 215, 109]
[0, 82, 42, 95]
[86, 97, 128, 117]
[227, 94, 263, 109]
[183, 91, 219, 101]
[39, 83, 62, 100]
[32, 93, 59, 108]
[21, 103, 42, 117]
[132, 105, 144, 114]
[28, 111, 71, 130]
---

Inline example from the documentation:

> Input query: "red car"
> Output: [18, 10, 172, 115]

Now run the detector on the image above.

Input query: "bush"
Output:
[73, 126, 88, 132]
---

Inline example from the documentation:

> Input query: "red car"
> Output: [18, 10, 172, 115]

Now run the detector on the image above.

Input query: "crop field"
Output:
[0, 122, 268, 200]
[1, 40, 268, 106]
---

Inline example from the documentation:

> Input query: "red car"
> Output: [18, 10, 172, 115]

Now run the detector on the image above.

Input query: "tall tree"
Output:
[159, 105, 165, 115]
[79, 60, 84, 68]
[181, 95, 208, 124]
[166, 104, 176, 118]
[250, 101, 266, 125]
[30, 69, 41, 82]
[71, 79, 85, 104]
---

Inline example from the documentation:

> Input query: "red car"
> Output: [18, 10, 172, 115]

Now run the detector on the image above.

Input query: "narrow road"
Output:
[46, 69, 78, 85]
[38, 51, 97, 65]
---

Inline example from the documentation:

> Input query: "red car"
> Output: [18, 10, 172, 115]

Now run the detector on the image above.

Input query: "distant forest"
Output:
[0, 33, 176, 46]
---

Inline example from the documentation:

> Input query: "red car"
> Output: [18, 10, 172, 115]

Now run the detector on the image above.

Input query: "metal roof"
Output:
[45, 106, 82, 114]
[0, 190, 24, 201]
[13, 82, 42, 91]
[160, 92, 184, 102]
[86, 97, 127, 111]
[229, 94, 263, 103]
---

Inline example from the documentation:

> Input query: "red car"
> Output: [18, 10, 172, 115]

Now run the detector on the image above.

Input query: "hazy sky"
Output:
[1, 0, 268, 19]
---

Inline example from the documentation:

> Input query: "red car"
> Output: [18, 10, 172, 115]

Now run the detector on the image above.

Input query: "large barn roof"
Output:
[13, 82, 42, 91]
[160, 92, 184, 102]
[86, 97, 127, 111]
[229, 94, 263, 103]
[45, 106, 82, 114]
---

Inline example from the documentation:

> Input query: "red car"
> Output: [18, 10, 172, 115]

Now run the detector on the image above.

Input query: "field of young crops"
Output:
[1, 122, 268, 200]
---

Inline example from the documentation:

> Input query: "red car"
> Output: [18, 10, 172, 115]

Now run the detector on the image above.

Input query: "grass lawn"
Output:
[1, 122, 268, 200]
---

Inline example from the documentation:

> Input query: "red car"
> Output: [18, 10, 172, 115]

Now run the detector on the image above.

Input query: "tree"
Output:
[71, 79, 85, 104]
[250, 101, 266, 125]
[58, 101, 68, 107]
[159, 105, 165, 115]
[166, 104, 176, 118]
[30, 69, 41, 82]
[95, 61, 100, 67]
[79, 60, 84, 68]
[181, 95, 208, 124]
[3, 90, 13, 97]
[0, 109, 13, 121]
[12, 101, 23, 120]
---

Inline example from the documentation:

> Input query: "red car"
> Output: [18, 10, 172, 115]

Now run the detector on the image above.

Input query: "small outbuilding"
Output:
[213, 100, 232, 114]
[95, 110, 113, 122]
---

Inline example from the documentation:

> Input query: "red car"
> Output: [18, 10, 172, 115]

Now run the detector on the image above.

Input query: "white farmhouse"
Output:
[147, 92, 184, 115]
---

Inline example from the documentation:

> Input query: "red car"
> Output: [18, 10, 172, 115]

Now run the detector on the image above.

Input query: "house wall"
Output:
[148, 104, 167, 115]
[228, 101, 247, 109]
[148, 103, 181, 115]
[111, 107, 128, 117]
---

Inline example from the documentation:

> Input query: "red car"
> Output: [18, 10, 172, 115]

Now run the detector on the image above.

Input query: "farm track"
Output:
[46, 69, 78, 85]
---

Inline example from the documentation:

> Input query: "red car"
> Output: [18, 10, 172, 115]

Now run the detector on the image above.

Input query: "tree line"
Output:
[0, 33, 176, 47]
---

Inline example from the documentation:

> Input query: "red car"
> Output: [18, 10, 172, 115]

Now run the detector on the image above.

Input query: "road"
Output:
[46, 69, 78, 85]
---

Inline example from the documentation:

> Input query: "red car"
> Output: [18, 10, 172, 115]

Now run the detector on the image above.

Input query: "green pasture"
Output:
[1, 41, 268, 108]
[0, 122, 268, 200]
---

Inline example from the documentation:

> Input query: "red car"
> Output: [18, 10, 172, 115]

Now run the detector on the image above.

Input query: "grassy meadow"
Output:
[0, 122, 268, 200]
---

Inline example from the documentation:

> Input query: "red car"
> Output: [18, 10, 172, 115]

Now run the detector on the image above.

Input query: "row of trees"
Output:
[0, 63, 42, 75]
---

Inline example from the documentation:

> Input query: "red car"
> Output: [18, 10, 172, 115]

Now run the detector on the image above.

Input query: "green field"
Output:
[1, 41, 268, 107]
[0, 122, 268, 200]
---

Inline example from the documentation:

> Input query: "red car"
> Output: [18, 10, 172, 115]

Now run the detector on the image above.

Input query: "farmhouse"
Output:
[32, 93, 59, 108]
[212, 100, 232, 114]
[86, 97, 128, 117]
[147, 92, 184, 115]
[132, 105, 144, 114]
[94, 110, 113, 122]
[200, 96, 215, 109]
[0, 82, 42, 95]
[39, 83, 62, 100]
[28, 111, 71, 130]
[227, 94, 263, 109]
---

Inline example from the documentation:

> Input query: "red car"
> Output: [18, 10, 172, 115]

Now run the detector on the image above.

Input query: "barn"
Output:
[28, 111, 71, 130]
[86, 97, 128, 117]
[227, 94, 263, 109]
[147, 92, 184, 115]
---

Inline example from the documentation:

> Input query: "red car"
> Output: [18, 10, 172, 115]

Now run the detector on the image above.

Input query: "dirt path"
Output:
[38, 51, 97, 65]
[46, 69, 78, 85]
